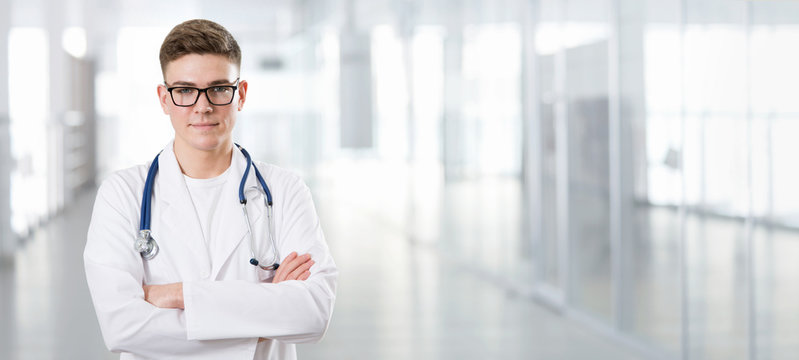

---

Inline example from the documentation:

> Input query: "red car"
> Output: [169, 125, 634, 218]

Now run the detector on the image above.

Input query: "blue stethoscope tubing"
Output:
[135, 143, 280, 270]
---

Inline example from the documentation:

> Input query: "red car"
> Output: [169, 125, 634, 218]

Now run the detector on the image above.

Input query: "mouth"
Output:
[190, 123, 219, 130]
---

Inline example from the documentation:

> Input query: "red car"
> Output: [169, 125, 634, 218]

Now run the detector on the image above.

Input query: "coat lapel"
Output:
[209, 146, 263, 279]
[154, 142, 213, 279]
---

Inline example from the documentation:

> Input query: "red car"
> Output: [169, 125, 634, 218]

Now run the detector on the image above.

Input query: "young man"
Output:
[84, 19, 337, 359]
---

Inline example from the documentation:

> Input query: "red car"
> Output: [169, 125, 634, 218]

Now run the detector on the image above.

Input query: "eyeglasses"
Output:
[165, 78, 240, 107]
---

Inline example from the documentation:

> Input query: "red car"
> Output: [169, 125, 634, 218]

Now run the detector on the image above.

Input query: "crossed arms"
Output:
[143, 252, 315, 309]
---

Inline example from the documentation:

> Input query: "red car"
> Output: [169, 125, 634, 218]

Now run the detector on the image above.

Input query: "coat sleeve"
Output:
[84, 174, 254, 358]
[183, 173, 338, 343]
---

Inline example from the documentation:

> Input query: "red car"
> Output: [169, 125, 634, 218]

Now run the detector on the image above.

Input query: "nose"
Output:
[193, 91, 213, 113]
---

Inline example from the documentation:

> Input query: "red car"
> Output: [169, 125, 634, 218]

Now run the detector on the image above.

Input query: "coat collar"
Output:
[153, 140, 264, 280]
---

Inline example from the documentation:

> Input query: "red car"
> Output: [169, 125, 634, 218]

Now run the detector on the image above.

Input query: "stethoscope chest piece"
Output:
[135, 229, 159, 260]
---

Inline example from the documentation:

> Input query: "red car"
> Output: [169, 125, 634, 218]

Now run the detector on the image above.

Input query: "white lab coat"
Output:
[84, 140, 337, 360]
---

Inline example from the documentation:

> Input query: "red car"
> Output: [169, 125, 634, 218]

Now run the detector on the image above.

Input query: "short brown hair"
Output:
[159, 19, 241, 77]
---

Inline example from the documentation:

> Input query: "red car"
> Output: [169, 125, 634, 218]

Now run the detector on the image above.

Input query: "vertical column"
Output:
[339, 0, 373, 149]
[553, 0, 570, 305]
[521, 0, 542, 287]
[616, 0, 648, 335]
[47, 0, 67, 215]
[398, 0, 416, 162]
[743, 3, 756, 359]
[442, 9, 463, 181]
[87, 2, 120, 180]
[0, 0, 13, 263]
[678, 0, 689, 357]
[608, 0, 623, 331]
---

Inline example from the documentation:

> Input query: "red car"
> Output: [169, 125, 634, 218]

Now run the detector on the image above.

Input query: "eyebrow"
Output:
[168, 79, 237, 87]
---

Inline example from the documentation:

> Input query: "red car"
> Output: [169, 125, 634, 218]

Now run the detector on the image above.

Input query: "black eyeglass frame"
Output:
[165, 78, 241, 107]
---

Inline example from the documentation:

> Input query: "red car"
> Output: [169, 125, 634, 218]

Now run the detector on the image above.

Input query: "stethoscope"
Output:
[134, 144, 280, 270]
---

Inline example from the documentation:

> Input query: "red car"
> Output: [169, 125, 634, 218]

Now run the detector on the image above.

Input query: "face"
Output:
[157, 53, 247, 153]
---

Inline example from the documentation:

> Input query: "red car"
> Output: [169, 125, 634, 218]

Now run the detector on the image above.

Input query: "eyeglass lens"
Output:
[171, 86, 235, 106]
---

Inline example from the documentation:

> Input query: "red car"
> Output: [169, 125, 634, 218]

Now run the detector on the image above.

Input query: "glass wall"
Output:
[284, 1, 799, 357]
[534, 0, 566, 305]
[532, 0, 799, 359]
[618, 0, 684, 356]
[750, 2, 799, 359]
[564, 0, 614, 323]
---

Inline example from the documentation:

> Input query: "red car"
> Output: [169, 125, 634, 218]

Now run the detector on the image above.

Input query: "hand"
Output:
[259, 253, 314, 343]
[143, 282, 184, 309]
[272, 252, 314, 284]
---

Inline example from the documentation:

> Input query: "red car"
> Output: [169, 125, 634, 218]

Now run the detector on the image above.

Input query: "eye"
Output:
[175, 88, 195, 95]
[211, 86, 231, 94]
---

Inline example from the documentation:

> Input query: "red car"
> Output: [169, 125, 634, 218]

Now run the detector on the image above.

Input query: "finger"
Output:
[281, 254, 308, 278]
[299, 270, 311, 281]
[285, 253, 310, 272]
[288, 259, 314, 281]
[281, 251, 298, 264]
[274, 252, 298, 283]
[275, 254, 310, 283]
[274, 266, 287, 283]
[275, 255, 303, 283]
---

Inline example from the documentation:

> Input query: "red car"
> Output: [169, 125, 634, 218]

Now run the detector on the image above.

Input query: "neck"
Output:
[173, 139, 233, 179]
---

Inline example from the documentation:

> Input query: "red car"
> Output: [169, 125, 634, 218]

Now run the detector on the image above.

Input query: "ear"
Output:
[237, 80, 248, 111]
[157, 84, 170, 115]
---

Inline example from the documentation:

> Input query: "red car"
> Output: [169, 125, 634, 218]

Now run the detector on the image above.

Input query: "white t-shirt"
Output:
[183, 166, 231, 247]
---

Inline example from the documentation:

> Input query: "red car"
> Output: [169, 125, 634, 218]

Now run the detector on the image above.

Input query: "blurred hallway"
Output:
[3, 0, 799, 359]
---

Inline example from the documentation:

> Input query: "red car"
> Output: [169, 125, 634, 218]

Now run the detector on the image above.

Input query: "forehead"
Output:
[163, 53, 239, 84]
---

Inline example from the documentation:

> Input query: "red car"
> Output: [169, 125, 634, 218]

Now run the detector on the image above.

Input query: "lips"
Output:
[190, 123, 219, 129]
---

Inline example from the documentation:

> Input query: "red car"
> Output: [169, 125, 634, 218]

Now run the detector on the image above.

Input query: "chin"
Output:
[184, 134, 228, 152]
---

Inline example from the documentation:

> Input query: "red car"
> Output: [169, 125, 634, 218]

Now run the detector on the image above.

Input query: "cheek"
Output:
[169, 111, 191, 128]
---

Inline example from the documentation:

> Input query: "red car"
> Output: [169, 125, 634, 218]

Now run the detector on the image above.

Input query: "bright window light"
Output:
[8, 27, 49, 236]
[62, 27, 87, 58]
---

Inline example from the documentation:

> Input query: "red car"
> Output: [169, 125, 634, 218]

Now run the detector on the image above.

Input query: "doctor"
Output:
[84, 19, 337, 360]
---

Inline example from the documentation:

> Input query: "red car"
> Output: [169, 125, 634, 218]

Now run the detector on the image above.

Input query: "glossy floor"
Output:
[0, 161, 644, 360]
